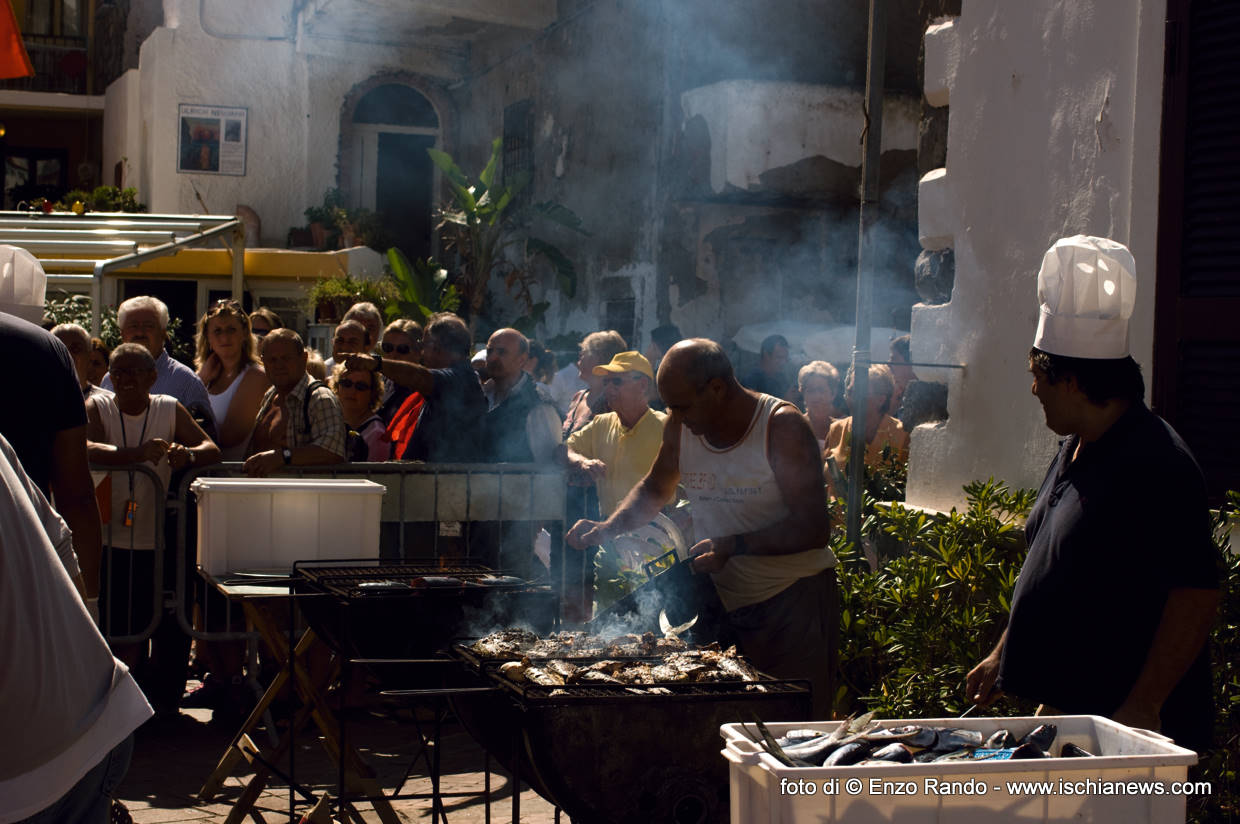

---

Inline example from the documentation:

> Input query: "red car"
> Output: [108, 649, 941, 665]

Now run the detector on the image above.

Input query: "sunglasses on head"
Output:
[338, 378, 371, 392]
[382, 342, 412, 354]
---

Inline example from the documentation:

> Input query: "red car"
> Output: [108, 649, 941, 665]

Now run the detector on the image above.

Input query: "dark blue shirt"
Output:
[999, 401, 1219, 751]
[405, 360, 486, 462]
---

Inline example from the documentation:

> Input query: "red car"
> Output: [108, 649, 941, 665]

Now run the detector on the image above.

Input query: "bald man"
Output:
[481, 328, 561, 463]
[567, 339, 838, 717]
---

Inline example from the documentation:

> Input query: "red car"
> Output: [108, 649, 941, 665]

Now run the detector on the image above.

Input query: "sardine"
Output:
[824, 741, 872, 766]
[524, 667, 564, 687]
[1019, 723, 1057, 752]
[499, 661, 528, 682]
[984, 729, 1015, 749]
[1010, 742, 1047, 759]
[932, 728, 984, 752]
[871, 742, 914, 763]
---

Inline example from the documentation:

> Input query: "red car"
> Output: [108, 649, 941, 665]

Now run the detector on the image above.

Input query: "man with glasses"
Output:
[481, 328, 561, 464]
[103, 295, 217, 441]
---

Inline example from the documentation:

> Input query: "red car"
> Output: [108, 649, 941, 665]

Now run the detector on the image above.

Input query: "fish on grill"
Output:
[472, 628, 539, 658]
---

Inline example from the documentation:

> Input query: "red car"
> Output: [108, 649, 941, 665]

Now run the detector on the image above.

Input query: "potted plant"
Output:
[305, 272, 397, 323]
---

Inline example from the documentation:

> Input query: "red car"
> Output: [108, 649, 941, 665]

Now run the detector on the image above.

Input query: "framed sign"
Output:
[178, 104, 248, 176]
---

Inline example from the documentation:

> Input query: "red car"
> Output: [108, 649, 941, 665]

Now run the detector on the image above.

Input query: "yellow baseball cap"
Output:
[592, 350, 654, 380]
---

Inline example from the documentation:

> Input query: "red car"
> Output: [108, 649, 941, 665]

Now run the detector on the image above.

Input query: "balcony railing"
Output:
[0, 34, 89, 95]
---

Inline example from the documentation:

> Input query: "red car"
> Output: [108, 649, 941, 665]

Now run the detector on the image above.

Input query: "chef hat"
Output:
[1032, 235, 1136, 359]
[0, 245, 47, 324]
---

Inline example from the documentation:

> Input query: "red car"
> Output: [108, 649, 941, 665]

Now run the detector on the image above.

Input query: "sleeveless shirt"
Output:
[679, 393, 835, 611]
[97, 394, 177, 550]
[207, 364, 254, 461]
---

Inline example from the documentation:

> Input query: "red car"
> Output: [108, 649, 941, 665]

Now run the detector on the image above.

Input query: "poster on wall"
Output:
[177, 104, 247, 176]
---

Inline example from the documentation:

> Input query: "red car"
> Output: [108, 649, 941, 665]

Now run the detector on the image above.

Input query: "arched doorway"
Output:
[347, 83, 439, 260]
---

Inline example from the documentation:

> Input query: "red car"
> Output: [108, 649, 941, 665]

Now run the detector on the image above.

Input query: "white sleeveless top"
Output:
[97, 394, 177, 550]
[207, 364, 255, 461]
[679, 393, 835, 611]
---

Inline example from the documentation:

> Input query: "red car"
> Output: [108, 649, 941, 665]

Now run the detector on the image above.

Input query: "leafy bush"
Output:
[42, 292, 194, 365]
[834, 480, 1240, 823]
[834, 478, 1036, 718]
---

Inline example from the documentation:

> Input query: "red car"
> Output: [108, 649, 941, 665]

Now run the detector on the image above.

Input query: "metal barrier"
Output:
[171, 461, 571, 644]
[92, 461, 167, 646]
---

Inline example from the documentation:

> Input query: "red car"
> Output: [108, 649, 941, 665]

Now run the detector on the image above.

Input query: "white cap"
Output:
[0, 245, 47, 324]
[1032, 235, 1136, 359]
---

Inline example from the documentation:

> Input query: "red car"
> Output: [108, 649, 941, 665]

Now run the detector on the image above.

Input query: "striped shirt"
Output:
[254, 374, 347, 460]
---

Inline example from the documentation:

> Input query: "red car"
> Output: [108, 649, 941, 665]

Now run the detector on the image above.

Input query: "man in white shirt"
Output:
[0, 432, 152, 823]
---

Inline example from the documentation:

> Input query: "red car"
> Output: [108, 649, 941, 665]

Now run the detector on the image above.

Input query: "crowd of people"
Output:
[0, 232, 1224, 820]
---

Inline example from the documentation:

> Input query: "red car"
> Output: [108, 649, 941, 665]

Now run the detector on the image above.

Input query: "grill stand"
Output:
[195, 590, 400, 824]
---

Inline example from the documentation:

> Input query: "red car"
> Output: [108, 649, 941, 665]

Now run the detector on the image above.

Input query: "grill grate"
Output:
[498, 677, 810, 703]
[295, 560, 544, 601]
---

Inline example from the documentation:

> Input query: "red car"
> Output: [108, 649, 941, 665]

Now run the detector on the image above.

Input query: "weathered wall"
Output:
[102, 70, 143, 192]
[456, 0, 922, 348]
[906, 0, 1167, 510]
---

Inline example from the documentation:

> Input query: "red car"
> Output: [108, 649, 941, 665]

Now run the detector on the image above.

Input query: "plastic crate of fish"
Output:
[720, 715, 1198, 824]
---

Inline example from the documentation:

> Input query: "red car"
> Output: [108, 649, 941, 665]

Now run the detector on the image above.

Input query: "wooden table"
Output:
[197, 579, 400, 824]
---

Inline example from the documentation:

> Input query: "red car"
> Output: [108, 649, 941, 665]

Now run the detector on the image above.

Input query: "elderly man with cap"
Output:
[967, 236, 1219, 752]
[567, 339, 837, 717]
[563, 351, 666, 518]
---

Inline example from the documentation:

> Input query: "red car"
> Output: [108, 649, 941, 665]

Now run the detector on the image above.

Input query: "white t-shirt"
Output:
[0, 433, 152, 822]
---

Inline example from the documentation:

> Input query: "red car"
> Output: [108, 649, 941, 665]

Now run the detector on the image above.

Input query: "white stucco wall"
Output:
[111, 0, 454, 246]
[102, 70, 143, 193]
[681, 81, 919, 194]
[906, 0, 1167, 511]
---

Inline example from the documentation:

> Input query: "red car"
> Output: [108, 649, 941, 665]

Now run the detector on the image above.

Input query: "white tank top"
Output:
[97, 394, 177, 550]
[680, 393, 834, 611]
[207, 364, 254, 461]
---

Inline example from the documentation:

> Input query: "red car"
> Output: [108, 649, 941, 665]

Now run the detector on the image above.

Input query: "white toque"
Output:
[0, 245, 47, 324]
[1033, 235, 1136, 359]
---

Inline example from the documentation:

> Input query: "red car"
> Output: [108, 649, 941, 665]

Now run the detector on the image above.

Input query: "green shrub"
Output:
[42, 292, 194, 365]
[834, 481, 1239, 823]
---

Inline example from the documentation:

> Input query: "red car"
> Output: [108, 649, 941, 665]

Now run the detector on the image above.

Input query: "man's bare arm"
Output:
[567, 414, 681, 547]
[50, 425, 103, 599]
[345, 353, 435, 396]
[1113, 587, 1219, 731]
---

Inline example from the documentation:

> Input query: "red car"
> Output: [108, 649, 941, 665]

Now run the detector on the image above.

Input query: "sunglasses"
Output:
[252, 328, 270, 337]
[382, 342, 413, 354]
[338, 378, 372, 392]
[602, 375, 643, 387]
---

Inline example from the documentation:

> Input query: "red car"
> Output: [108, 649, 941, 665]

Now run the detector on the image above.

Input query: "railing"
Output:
[89, 461, 572, 648]
[0, 34, 89, 94]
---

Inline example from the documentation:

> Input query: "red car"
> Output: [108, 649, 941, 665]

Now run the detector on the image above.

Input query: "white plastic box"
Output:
[721, 715, 1198, 824]
[192, 478, 386, 576]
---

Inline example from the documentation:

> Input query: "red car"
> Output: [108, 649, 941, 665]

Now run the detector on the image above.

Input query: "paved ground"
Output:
[116, 700, 560, 823]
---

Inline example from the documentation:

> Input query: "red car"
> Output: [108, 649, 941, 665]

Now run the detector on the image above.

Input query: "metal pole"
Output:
[846, 0, 888, 547]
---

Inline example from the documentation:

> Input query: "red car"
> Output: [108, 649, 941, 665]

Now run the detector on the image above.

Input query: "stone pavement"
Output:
[115, 703, 560, 823]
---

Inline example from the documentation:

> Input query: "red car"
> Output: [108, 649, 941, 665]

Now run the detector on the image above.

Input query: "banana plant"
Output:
[427, 137, 588, 329]
[384, 248, 460, 323]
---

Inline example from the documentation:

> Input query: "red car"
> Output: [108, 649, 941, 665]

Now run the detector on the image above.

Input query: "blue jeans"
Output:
[18, 734, 134, 824]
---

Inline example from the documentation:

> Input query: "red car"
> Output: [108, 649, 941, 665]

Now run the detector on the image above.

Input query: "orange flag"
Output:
[0, 0, 32, 80]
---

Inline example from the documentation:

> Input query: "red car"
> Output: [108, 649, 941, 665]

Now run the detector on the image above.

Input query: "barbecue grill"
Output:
[292, 560, 558, 660]
[447, 640, 811, 824]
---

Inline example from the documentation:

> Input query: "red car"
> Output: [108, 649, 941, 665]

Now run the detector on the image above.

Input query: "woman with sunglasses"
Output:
[194, 300, 271, 461]
[248, 306, 282, 338]
[376, 319, 422, 424]
[332, 364, 388, 460]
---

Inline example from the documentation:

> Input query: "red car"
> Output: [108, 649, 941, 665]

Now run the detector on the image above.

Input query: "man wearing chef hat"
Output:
[967, 236, 1220, 752]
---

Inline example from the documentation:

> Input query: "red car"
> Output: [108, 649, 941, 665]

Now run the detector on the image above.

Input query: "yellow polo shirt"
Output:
[566, 408, 667, 516]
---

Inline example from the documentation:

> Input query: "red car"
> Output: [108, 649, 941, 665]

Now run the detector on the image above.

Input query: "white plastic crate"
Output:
[721, 715, 1198, 824]
[192, 478, 385, 576]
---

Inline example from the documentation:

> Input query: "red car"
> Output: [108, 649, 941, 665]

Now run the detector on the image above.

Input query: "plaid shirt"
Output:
[256, 374, 347, 460]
